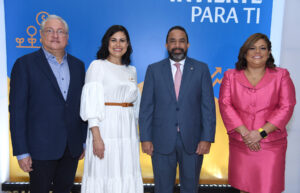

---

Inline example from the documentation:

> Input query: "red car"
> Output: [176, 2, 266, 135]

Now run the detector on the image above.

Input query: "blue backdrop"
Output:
[4, 0, 273, 98]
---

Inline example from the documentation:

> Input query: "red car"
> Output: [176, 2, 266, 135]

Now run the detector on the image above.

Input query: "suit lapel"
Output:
[178, 57, 193, 102]
[35, 49, 65, 101]
[235, 70, 253, 88]
[161, 59, 177, 101]
[255, 68, 275, 89]
[66, 56, 74, 102]
[235, 68, 274, 89]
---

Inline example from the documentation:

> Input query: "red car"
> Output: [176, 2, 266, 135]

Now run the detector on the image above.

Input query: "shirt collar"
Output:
[42, 47, 67, 62]
[169, 58, 186, 67]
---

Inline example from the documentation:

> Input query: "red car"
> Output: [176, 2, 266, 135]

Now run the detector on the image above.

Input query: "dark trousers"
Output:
[152, 132, 203, 193]
[29, 146, 79, 193]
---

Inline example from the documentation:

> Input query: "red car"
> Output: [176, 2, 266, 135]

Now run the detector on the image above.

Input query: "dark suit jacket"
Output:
[9, 49, 87, 160]
[139, 57, 216, 154]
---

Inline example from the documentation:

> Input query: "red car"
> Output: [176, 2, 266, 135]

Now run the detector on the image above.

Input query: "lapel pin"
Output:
[190, 66, 194, 71]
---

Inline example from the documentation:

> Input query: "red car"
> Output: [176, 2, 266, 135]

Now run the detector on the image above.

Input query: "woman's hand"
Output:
[236, 125, 261, 151]
[90, 126, 105, 159]
[93, 139, 105, 159]
[247, 142, 261, 151]
[243, 130, 262, 151]
[244, 130, 262, 144]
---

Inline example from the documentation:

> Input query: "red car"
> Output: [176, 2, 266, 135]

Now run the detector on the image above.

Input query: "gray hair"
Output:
[41, 14, 69, 33]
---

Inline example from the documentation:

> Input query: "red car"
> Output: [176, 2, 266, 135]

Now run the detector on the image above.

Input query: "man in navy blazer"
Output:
[139, 26, 216, 193]
[9, 15, 86, 193]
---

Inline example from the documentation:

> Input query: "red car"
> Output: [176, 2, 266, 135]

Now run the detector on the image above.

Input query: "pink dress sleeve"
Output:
[219, 71, 244, 133]
[266, 69, 296, 131]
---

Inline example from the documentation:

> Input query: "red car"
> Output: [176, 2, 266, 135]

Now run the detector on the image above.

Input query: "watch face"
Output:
[260, 131, 268, 138]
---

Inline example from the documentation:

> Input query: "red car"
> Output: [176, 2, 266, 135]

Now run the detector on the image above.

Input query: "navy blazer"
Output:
[139, 57, 216, 154]
[9, 49, 87, 160]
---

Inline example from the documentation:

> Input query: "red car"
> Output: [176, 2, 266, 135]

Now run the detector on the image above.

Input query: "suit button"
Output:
[176, 107, 179, 111]
[248, 88, 256, 93]
[175, 123, 178, 127]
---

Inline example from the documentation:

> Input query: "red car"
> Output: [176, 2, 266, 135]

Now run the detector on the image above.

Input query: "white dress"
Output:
[80, 59, 143, 193]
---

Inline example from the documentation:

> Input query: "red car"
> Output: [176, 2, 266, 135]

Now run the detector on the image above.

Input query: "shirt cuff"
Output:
[88, 118, 99, 129]
[17, 153, 30, 160]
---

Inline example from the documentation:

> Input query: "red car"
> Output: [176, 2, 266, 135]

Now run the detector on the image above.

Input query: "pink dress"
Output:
[219, 67, 296, 193]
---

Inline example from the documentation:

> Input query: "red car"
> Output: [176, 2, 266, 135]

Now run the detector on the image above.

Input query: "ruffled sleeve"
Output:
[80, 60, 105, 129]
[134, 89, 141, 122]
[130, 66, 140, 126]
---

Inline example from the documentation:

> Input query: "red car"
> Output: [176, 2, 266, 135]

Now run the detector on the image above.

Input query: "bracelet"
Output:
[258, 128, 268, 138]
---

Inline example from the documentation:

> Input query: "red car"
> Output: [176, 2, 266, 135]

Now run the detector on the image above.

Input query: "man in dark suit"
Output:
[139, 26, 216, 193]
[9, 15, 86, 193]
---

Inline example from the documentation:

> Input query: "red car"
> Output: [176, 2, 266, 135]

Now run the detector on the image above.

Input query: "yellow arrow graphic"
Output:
[213, 78, 223, 87]
[211, 67, 222, 79]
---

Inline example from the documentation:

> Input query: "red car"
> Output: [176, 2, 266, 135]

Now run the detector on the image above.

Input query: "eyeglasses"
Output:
[43, 28, 68, 37]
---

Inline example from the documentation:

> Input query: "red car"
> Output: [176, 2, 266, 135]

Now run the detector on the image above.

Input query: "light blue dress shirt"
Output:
[44, 48, 70, 100]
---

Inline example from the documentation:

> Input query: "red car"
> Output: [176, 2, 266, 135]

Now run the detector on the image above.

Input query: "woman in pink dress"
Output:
[219, 33, 296, 193]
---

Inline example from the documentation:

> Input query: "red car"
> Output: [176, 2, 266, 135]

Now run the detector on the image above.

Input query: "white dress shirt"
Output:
[170, 58, 186, 81]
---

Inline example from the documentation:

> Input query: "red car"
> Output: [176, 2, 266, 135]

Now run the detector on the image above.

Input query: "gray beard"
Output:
[168, 48, 187, 62]
[169, 53, 185, 62]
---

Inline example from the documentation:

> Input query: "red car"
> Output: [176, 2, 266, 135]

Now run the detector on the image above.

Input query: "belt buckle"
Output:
[122, 103, 128, 107]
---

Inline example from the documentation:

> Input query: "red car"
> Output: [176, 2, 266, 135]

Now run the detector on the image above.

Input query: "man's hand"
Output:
[141, 141, 154, 156]
[18, 156, 33, 173]
[196, 141, 211, 155]
[79, 150, 85, 160]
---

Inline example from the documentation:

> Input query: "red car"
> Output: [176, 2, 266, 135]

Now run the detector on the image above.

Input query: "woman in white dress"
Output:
[80, 25, 143, 193]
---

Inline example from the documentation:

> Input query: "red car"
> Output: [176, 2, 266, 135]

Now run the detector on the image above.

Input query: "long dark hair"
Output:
[235, 33, 275, 70]
[96, 25, 132, 66]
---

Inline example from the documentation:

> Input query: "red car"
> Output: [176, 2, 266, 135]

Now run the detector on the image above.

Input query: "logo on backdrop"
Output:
[16, 11, 49, 48]
[211, 67, 222, 87]
[169, 0, 263, 24]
